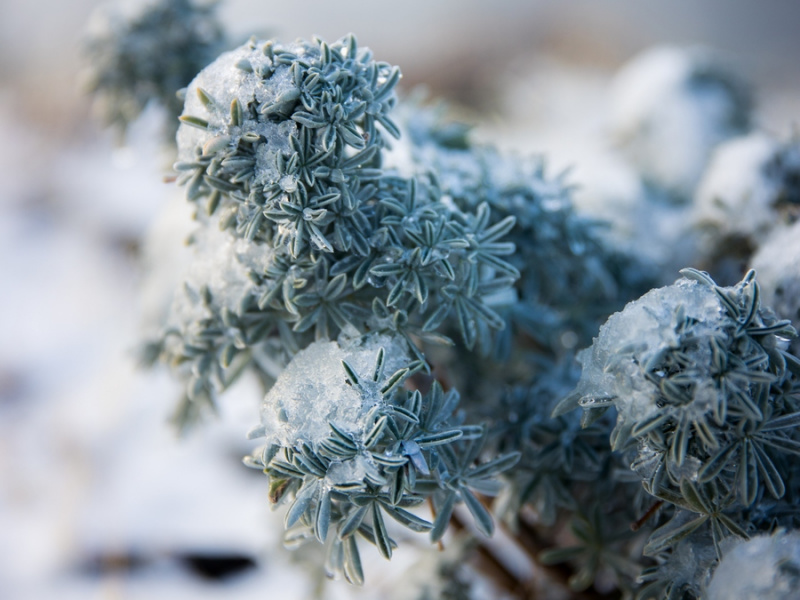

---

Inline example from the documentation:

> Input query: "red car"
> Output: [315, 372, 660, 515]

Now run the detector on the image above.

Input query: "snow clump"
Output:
[255, 333, 410, 449]
[566, 277, 722, 426]
[707, 531, 800, 600]
[609, 46, 751, 198]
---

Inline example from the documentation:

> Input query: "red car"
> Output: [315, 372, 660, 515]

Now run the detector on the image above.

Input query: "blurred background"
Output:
[1, 1, 799, 598]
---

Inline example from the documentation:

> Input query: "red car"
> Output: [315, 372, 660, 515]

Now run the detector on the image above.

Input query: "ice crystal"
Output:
[560, 277, 722, 429]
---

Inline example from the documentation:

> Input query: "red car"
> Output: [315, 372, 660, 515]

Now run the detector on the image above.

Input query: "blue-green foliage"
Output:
[153, 34, 530, 582]
[392, 112, 658, 598]
[402, 105, 654, 361]
[557, 269, 800, 599]
[245, 349, 513, 584]
[144, 30, 664, 592]
[127, 14, 800, 596]
[85, 0, 225, 137]
[159, 36, 528, 425]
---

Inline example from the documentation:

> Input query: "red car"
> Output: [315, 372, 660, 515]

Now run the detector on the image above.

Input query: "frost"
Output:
[647, 537, 717, 599]
[257, 334, 410, 449]
[707, 531, 800, 600]
[571, 278, 722, 425]
[665, 454, 702, 483]
[609, 46, 750, 197]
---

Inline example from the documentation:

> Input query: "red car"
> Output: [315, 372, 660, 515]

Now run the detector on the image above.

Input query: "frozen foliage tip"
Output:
[245, 333, 514, 584]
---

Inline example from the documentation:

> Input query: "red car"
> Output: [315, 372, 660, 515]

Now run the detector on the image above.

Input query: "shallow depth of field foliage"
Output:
[86, 2, 800, 598]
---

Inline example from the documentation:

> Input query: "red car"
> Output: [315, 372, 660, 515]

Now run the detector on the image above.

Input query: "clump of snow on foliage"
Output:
[694, 133, 783, 248]
[166, 214, 273, 330]
[750, 220, 800, 329]
[707, 531, 800, 600]
[569, 278, 721, 425]
[609, 46, 751, 198]
[256, 333, 410, 449]
[176, 42, 299, 184]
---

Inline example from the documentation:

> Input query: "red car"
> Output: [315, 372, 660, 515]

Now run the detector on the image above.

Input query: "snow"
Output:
[52, 103, 175, 240]
[479, 55, 700, 278]
[380, 120, 416, 179]
[0, 169, 280, 599]
[325, 455, 370, 485]
[654, 537, 717, 600]
[609, 46, 750, 198]
[166, 212, 273, 331]
[572, 162, 696, 276]
[750, 220, 800, 329]
[0, 97, 433, 600]
[176, 42, 300, 185]
[571, 278, 722, 426]
[139, 191, 198, 333]
[72, 368, 269, 554]
[256, 333, 409, 450]
[693, 133, 782, 250]
[707, 531, 800, 600]
[253, 115, 298, 187]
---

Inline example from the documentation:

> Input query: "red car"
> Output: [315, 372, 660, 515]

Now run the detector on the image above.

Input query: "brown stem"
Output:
[631, 500, 664, 532]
